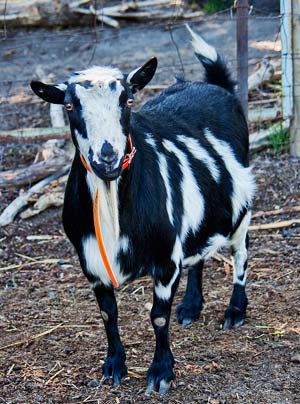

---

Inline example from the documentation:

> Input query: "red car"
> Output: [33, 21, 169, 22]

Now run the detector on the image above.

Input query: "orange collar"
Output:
[79, 134, 136, 288]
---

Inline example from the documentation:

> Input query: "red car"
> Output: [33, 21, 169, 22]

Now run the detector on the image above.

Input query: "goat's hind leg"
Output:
[224, 211, 251, 329]
[176, 260, 204, 327]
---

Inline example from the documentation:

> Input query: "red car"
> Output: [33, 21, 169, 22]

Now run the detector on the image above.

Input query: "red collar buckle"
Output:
[122, 134, 136, 171]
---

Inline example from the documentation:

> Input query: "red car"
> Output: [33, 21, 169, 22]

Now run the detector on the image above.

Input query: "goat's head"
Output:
[31, 58, 157, 180]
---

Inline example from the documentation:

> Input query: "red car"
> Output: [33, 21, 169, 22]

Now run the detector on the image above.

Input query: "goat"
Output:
[31, 26, 255, 394]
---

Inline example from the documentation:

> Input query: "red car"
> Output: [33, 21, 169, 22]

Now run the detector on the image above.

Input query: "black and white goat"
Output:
[31, 26, 255, 394]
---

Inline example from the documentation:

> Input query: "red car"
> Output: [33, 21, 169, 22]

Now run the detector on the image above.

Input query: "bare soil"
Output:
[0, 151, 300, 404]
[1, 16, 299, 404]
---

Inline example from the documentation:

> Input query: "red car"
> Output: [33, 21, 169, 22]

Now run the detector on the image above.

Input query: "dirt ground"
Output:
[1, 152, 300, 404]
[1, 13, 300, 404]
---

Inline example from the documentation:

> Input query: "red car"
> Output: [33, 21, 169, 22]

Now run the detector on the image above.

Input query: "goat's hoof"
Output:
[223, 305, 246, 329]
[146, 356, 175, 395]
[101, 354, 127, 386]
[176, 302, 202, 326]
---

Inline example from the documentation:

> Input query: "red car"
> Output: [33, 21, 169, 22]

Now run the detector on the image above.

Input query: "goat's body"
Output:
[63, 79, 254, 288]
[32, 27, 255, 394]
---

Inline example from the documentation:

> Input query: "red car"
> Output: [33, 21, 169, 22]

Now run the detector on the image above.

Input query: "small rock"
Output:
[291, 353, 300, 363]
[282, 229, 291, 237]
[144, 302, 152, 311]
[88, 380, 100, 388]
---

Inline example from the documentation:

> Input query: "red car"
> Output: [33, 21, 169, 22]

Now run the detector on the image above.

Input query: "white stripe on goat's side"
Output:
[163, 139, 205, 242]
[231, 210, 251, 286]
[183, 233, 229, 267]
[171, 236, 183, 266]
[118, 235, 131, 255]
[155, 266, 180, 301]
[146, 134, 174, 226]
[204, 129, 255, 223]
[177, 135, 220, 183]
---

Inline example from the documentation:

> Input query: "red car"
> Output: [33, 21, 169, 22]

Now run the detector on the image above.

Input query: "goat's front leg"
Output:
[93, 283, 127, 385]
[147, 263, 181, 395]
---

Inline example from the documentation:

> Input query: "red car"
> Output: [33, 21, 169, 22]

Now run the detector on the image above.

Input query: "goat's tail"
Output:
[186, 24, 235, 94]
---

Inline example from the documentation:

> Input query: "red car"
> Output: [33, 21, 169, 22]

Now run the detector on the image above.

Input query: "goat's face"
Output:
[31, 58, 157, 181]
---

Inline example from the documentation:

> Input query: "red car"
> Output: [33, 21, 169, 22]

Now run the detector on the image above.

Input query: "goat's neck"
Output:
[86, 174, 120, 241]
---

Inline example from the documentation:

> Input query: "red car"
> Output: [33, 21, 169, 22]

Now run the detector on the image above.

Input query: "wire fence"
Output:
[0, 1, 296, 155]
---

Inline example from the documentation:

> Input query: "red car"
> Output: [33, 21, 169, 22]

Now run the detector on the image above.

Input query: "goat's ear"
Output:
[126, 57, 157, 93]
[30, 81, 66, 104]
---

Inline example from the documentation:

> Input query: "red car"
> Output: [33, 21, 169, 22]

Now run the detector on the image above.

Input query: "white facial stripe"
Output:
[145, 135, 174, 226]
[69, 66, 128, 170]
[75, 82, 126, 166]
[204, 129, 255, 223]
[177, 135, 220, 183]
[155, 266, 180, 301]
[69, 66, 123, 85]
[163, 140, 205, 241]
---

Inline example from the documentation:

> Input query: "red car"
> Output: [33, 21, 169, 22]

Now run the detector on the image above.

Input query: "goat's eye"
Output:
[65, 104, 73, 111]
[127, 99, 134, 107]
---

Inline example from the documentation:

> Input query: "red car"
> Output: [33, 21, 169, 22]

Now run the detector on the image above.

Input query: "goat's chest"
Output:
[82, 176, 130, 287]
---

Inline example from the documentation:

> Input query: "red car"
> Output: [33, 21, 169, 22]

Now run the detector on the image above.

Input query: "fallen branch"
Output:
[73, 6, 120, 28]
[50, 104, 66, 127]
[249, 219, 300, 231]
[0, 167, 69, 227]
[0, 139, 73, 188]
[252, 206, 300, 219]
[0, 323, 63, 351]
[20, 192, 64, 219]
[248, 57, 275, 91]
[0, 127, 70, 144]
[0, 258, 63, 272]
[248, 106, 281, 123]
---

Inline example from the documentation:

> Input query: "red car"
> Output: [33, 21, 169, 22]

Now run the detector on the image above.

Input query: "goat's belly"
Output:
[183, 233, 230, 268]
[82, 235, 129, 287]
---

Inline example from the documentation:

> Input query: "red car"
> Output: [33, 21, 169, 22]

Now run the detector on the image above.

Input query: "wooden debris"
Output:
[50, 104, 66, 128]
[0, 127, 70, 144]
[20, 192, 64, 219]
[0, 167, 69, 227]
[0, 140, 73, 188]
[248, 106, 281, 123]
[252, 206, 300, 219]
[250, 121, 289, 152]
[0, 0, 203, 28]
[249, 219, 300, 231]
[291, 353, 300, 363]
[0, 323, 63, 351]
[248, 57, 275, 92]
[0, 258, 64, 272]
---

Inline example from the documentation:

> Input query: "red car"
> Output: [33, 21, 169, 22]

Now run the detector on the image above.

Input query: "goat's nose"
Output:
[100, 142, 118, 165]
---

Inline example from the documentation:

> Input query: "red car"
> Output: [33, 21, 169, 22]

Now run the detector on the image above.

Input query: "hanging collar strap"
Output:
[79, 134, 136, 289]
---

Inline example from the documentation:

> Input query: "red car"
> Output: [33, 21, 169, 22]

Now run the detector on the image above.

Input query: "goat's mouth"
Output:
[90, 159, 123, 181]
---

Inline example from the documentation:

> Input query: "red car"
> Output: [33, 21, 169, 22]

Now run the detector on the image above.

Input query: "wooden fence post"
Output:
[236, 0, 249, 120]
[290, 0, 300, 156]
